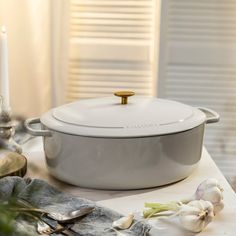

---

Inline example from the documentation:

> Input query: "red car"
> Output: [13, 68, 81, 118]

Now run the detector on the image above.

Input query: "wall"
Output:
[0, 0, 51, 117]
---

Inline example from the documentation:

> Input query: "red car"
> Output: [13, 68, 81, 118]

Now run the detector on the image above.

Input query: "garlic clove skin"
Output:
[213, 200, 224, 214]
[180, 214, 207, 233]
[112, 213, 134, 230]
[197, 186, 223, 203]
[193, 178, 224, 214]
[179, 200, 214, 233]
[195, 179, 223, 199]
[187, 199, 213, 208]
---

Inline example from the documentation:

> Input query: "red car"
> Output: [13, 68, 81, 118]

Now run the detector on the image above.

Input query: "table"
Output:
[23, 138, 236, 235]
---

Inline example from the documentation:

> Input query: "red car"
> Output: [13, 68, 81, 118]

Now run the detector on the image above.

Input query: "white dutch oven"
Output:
[25, 92, 219, 190]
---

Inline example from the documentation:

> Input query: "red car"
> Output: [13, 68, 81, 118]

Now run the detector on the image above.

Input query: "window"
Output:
[158, 0, 236, 189]
[66, 0, 159, 102]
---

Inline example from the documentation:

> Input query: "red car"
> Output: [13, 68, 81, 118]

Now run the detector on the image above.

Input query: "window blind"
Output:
[66, 0, 156, 101]
[158, 0, 236, 189]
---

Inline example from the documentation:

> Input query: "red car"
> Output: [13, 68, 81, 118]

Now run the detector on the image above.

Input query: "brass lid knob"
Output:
[114, 91, 135, 104]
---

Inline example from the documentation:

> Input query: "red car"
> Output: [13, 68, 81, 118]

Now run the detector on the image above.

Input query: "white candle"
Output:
[0, 26, 10, 111]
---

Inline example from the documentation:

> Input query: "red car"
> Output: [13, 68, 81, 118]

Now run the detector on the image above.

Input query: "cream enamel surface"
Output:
[42, 124, 204, 189]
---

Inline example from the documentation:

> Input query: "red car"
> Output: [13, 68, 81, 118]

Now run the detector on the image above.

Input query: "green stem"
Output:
[143, 202, 180, 218]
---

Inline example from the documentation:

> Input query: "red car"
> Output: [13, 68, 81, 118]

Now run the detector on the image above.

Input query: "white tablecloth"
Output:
[23, 138, 236, 235]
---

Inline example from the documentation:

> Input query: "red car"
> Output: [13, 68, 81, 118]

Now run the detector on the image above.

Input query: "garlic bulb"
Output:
[143, 179, 223, 232]
[193, 178, 224, 214]
[195, 179, 223, 201]
[179, 200, 214, 233]
[112, 213, 134, 230]
[143, 179, 224, 218]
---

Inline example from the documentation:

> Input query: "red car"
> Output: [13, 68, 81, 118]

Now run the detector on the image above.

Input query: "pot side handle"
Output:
[198, 107, 220, 124]
[24, 118, 52, 137]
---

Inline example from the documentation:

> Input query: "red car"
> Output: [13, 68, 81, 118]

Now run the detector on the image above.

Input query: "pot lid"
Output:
[41, 93, 206, 137]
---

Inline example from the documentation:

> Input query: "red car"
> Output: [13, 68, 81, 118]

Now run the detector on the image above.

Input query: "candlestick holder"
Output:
[0, 97, 22, 154]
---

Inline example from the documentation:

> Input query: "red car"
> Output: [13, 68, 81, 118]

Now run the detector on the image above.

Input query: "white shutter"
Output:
[158, 0, 236, 188]
[67, 0, 156, 101]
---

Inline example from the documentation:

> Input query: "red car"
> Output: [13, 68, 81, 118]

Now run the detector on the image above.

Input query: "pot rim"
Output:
[46, 123, 206, 139]
[25, 97, 219, 138]
[25, 116, 207, 138]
